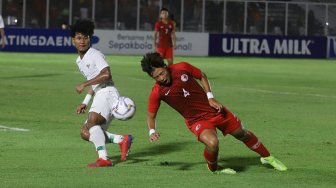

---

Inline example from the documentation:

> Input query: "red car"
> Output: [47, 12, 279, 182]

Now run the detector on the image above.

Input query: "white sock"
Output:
[89, 126, 108, 160]
[105, 131, 124, 144]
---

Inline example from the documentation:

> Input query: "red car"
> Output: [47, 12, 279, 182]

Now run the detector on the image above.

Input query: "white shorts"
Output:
[89, 86, 120, 130]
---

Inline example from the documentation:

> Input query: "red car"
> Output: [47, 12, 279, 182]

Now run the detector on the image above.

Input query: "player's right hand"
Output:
[76, 104, 87, 114]
[149, 132, 160, 142]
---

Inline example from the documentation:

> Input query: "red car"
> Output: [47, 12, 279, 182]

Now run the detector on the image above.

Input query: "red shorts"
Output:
[186, 108, 242, 140]
[156, 47, 173, 59]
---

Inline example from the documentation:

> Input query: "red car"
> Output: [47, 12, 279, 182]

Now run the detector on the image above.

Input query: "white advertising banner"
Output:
[92, 30, 209, 56]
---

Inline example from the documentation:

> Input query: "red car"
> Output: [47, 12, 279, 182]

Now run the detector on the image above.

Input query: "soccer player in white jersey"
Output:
[70, 20, 133, 167]
[0, 14, 5, 48]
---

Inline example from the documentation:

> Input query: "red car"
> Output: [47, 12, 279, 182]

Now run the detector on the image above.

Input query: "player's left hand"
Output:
[76, 104, 87, 114]
[208, 98, 223, 112]
[76, 83, 85, 94]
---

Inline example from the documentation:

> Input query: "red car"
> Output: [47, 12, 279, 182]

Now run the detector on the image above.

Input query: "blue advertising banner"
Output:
[0, 28, 76, 53]
[209, 34, 327, 58]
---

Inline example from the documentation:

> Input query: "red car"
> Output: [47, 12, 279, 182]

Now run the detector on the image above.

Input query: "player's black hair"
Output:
[141, 52, 166, 76]
[160, 7, 169, 13]
[70, 19, 95, 37]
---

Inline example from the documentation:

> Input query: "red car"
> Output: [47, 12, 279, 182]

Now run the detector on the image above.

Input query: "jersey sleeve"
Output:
[154, 21, 160, 31]
[93, 50, 109, 72]
[148, 86, 161, 113]
[176, 62, 202, 79]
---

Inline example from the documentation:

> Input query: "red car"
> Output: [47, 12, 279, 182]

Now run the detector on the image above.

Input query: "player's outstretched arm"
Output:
[76, 67, 111, 93]
[199, 72, 223, 112]
[76, 89, 95, 114]
[147, 112, 160, 142]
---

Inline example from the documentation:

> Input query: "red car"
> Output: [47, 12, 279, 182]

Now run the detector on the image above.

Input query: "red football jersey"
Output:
[154, 20, 174, 48]
[148, 62, 219, 125]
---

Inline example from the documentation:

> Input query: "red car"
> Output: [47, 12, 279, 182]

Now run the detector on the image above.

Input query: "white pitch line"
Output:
[240, 88, 336, 99]
[115, 75, 152, 82]
[0, 125, 30, 132]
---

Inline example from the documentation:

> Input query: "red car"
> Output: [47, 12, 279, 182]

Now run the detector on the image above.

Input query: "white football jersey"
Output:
[76, 48, 112, 92]
[0, 15, 4, 28]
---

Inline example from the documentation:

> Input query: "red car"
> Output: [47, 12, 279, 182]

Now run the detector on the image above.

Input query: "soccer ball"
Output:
[112, 96, 136, 120]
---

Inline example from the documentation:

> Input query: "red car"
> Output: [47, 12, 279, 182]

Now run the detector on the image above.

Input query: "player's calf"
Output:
[199, 130, 220, 172]
[204, 149, 218, 172]
[230, 127, 249, 141]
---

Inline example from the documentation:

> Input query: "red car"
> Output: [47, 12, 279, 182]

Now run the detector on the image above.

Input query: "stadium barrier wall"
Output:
[0, 28, 209, 56]
[1, 28, 333, 59]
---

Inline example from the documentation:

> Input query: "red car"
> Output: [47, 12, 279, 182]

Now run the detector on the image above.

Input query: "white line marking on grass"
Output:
[7, 65, 37, 71]
[0, 125, 30, 132]
[240, 88, 336, 99]
[115, 75, 152, 82]
[126, 77, 152, 82]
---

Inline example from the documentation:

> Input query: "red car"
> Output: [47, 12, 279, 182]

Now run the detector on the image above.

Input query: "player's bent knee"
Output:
[80, 127, 90, 141]
[201, 136, 219, 151]
[199, 129, 219, 150]
[207, 137, 219, 149]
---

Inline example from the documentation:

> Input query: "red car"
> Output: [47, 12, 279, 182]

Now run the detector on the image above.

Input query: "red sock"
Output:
[203, 149, 218, 172]
[243, 131, 270, 157]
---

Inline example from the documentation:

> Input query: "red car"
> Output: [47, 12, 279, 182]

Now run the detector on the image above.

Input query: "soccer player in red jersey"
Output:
[140, 52, 287, 174]
[153, 8, 176, 65]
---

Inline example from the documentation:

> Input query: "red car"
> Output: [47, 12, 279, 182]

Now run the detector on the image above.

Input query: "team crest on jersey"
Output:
[86, 64, 90, 69]
[181, 74, 188, 82]
[195, 124, 201, 132]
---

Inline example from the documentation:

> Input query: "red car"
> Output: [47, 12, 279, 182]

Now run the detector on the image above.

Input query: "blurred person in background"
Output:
[153, 8, 176, 65]
[0, 14, 6, 49]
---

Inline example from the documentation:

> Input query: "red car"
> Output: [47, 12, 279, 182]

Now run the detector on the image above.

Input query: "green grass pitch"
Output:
[0, 52, 335, 187]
